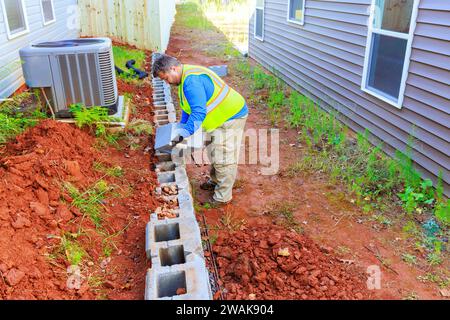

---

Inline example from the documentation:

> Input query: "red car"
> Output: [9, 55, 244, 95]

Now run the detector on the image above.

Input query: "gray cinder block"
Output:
[155, 161, 177, 173]
[177, 189, 195, 219]
[145, 217, 202, 261]
[145, 254, 212, 300]
[208, 65, 228, 77]
[174, 166, 189, 190]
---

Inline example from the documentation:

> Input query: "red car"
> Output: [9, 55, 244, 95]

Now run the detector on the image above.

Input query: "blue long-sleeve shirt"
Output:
[179, 74, 248, 137]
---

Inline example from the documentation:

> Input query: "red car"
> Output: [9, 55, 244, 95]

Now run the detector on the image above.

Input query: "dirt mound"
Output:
[0, 119, 158, 299]
[212, 224, 371, 300]
[0, 120, 100, 299]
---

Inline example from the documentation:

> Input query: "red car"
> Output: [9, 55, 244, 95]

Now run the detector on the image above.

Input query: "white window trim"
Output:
[0, 0, 30, 40]
[287, 0, 305, 26]
[40, 0, 56, 26]
[361, 0, 420, 109]
[254, 0, 264, 41]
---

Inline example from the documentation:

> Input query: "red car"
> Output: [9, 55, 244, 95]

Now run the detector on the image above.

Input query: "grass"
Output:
[417, 272, 450, 289]
[336, 246, 351, 256]
[69, 103, 120, 136]
[93, 162, 124, 178]
[403, 291, 419, 300]
[64, 179, 113, 229]
[126, 119, 153, 136]
[69, 103, 126, 150]
[112, 45, 146, 83]
[217, 211, 246, 231]
[402, 253, 418, 266]
[0, 90, 48, 144]
[61, 233, 86, 266]
[266, 201, 303, 233]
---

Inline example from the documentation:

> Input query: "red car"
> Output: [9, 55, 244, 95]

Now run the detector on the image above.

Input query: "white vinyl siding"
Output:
[0, 0, 79, 100]
[40, 0, 56, 26]
[255, 0, 264, 41]
[361, 0, 420, 109]
[1, 0, 29, 39]
[287, 0, 305, 25]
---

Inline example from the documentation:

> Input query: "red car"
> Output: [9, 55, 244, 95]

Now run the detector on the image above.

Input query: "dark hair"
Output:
[152, 54, 181, 78]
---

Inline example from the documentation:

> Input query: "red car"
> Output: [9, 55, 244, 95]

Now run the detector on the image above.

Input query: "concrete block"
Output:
[155, 151, 172, 162]
[154, 100, 167, 106]
[153, 94, 164, 99]
[154, 114, 169, 121]
[174, 166, 189, 190]
[154, 110, 169, 116]
[155, 123, 197, 153]
[145, 254, 212, 300]
[168, 112, 177, 123]
[177, 189, 195, 219]
[208, 65, 228, 77]
[154, 106, 167, 112]
[166, 103, 175, 113]
[157, 171, 176, 184]
[155, 123, 176, 152]
[148, 235, 204, 268]
[145, 217, 202, 261]
[155, 161, 177, 173]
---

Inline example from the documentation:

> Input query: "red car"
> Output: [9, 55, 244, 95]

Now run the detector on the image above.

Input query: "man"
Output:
[152, 54, 248, 206]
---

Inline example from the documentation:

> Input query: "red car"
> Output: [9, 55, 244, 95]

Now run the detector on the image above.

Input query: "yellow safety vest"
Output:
[178, 64, 245, 132]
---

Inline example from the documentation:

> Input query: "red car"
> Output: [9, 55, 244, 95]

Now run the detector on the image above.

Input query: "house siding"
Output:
[249, 0, 450, 196]
[0, 0, 78, 99]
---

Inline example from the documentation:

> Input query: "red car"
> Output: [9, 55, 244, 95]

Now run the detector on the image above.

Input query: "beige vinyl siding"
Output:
[249, 0, 450, 196]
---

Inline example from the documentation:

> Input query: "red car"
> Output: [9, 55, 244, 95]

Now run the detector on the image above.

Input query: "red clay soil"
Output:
[212, 224, 370, 300]
[0, 49, 158, 300]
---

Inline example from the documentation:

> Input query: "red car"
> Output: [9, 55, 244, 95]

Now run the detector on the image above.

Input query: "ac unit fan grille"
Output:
[58, 53, 102, 108]
[57, 51, 116, 109]
[98, 51, 116, 106]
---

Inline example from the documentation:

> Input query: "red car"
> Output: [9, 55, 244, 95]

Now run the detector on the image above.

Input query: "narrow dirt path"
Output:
[165, 8, 446, 300]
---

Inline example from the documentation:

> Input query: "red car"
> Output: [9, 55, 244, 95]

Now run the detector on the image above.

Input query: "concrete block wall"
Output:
[144, 53, 212, 300]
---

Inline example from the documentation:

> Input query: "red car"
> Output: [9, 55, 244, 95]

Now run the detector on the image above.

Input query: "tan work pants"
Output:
[206, 116, 247, 203]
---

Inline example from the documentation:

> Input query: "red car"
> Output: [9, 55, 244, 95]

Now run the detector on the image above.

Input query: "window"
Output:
[40, 0, 56, 25]
[254, 0, 264, 41]
[1, 0, 29, 39]
[287, 0, 305, 25]
[362, 0, 420, 108]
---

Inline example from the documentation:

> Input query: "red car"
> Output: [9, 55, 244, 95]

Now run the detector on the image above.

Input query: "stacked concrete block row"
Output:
[144, 53, 212, 300]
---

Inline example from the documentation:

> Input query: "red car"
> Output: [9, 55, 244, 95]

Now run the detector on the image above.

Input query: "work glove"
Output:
[170, 134, 184, 147]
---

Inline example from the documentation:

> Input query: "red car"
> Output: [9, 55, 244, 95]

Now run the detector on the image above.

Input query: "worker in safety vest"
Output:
[152, 54, 248, 205]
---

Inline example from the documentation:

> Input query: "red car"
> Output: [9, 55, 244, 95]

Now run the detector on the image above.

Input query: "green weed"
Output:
[61, 233, 86, 266]
[93, 162, 124, 178]
[0, 91, 48, 144]
[266, 201, 303, 233]
[401, 253, 418, 266]
[69, 103, 120, 137]
[64, 180, 113, 228]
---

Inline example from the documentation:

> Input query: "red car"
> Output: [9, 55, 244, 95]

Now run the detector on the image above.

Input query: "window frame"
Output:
[0, 0, 30, 40]
[287, 0, 306, 26]
[40, 0, 56, 26]
[361, 0, 420, 109]
[254, 0, 264, 41]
